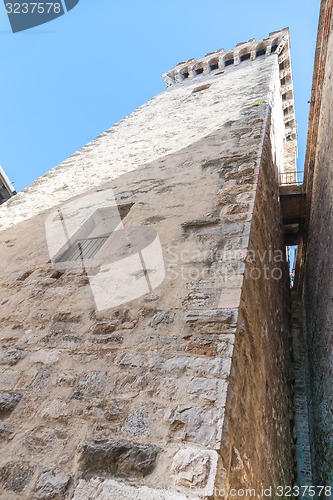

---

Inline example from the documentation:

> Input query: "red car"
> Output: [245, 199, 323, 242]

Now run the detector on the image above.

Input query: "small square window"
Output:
[55, 203, 133, 264]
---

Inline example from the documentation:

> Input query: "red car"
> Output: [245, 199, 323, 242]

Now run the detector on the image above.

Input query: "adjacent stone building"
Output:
[0, 26, 317, 499]
[0, 166, 16, 205]
[301, 0, 333, 488]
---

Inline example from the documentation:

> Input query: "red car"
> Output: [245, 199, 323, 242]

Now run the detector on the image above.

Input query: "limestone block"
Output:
[188, 378, 227, 406]
[184, 309, 238, 333]
[148, 354, 230, 378]
[0, 393, 22, 414]
[90, 320, 121, 334]
[34, 467, 70, 499]
[171, 447, 218, 496]
[31, 350, 60, 365]
[79, 440, 159, 479]
[41, 399, 71, 420]
[115, 353, 143, 368]
[167, 405, 224, 448]
[0, 370, 21, 390]
[149, 311, 175, 327]
[73, 478, 200, 500]
[181, 218, 221, 230]
[78, 371, 108, 395]
[0, 462, 35, 493]
[185, 309, 237, 324]
[122, 408, 149, 437]
[0, 427, 14, 442]
[1, 348, 26, 366]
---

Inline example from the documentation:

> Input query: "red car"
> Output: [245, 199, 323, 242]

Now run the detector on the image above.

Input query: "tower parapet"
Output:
[163, 28, 297, 175]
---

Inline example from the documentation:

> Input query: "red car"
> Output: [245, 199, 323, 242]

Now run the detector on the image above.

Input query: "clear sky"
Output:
[0, 0, 320, 192]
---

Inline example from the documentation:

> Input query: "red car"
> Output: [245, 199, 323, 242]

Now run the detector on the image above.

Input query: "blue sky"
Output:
[0, 0, 320, 191]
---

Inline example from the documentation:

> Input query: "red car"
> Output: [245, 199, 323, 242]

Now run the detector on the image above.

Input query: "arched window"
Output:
[240, 52, 251, 62]
[271, 38, 280, 53]
[194, 64, 204, 76]
[255, 43, 266, 57]
[209, 58, 219, 71]
[180, 69, 189, 80]
[224, 53, 234, 67]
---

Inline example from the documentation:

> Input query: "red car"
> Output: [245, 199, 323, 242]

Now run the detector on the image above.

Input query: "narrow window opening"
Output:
[225, 58, 234, 67]
[195, 67, 204, 75]
[271, 45, 278, 53]
[256, 49, 266, 57]
[181, 71, 189, 80]
[281, 77, 286, 86]
[240, 53, 251, 62]
[210, 62, 219, 71]
[279, 62, 285, 70]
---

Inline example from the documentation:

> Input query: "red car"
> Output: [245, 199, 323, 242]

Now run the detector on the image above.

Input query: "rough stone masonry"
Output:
[0, 30, 296, 499]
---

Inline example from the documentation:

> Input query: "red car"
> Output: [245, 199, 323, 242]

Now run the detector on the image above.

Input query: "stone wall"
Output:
[0, 41, 294, 499]
[303, 3, 333, 486]
[217, 111, 294, 498]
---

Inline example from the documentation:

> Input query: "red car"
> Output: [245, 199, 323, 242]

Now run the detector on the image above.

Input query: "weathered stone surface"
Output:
[218, 112, 295, 492]
[52, 311, 81, 323]
[143, 294, 159, 302]
[171, 448, 218, 495]
[56, 374, 76, 387]
[0, 370, 21, 390]
[78, 371, 107, 395]
[1, 347, 26, 365]
[0, 427, 14, 441]
[115, 353, 142, 368]
[184, 309, 237, 325]
[34, 467, 70, 499]
[183, 292, 211, 307]
[29, 368, 51, 389]
[91, 334, 124, 345]
[0, 462, 35, 492]
[230, 446, 244, 472]
[73, 478, 196, 500]
[122, 408, 149, 437]
[149, 311, 175, 327]
[91, 320, 120, 335]
[149, 354, 231, 378]
[188, 377, 227, 405]
[41, 399, 71, 420]
[167, 405, 224, 448]
[31, 350, 60, 365]
[184, 308, 238, 333]
[302, 7, 333, 485]
[79, 440, 159, 478]
[0, 392, 22, 413]
[181, 218, 221, 230]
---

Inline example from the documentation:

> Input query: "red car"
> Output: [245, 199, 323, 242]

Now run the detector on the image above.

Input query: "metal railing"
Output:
[279, 171, 304, 186]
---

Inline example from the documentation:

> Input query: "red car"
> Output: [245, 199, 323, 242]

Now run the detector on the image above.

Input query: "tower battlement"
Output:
[163, 29, 297, 144]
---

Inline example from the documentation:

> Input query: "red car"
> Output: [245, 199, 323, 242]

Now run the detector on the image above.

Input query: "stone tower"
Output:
[0, 29, 298, 499]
